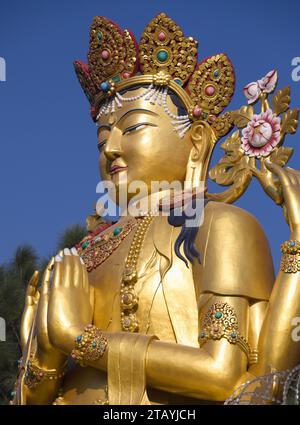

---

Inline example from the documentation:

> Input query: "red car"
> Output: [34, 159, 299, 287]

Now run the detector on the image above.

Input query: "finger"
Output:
[285, 167, 300, 185]
[265, 161, 291, 186]
[70, 255, 84, 288]
[52, 257, 64, 289]
[89, 284, 95, 310]
[41, 257, 55, 296]
[33, 290, 40, 304]
[80, 257, 89, 291]
[71, 247, 79, 256]
[63, 248, 78, 288]
[26, 271, 40, 297]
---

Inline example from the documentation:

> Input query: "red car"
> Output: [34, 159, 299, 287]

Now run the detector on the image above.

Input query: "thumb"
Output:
[265, 160, 291, 187]
[26, 270, 40, 297]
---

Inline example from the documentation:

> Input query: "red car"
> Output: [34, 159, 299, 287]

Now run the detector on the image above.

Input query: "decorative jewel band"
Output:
[280, 240, 300, 255]
[77, 219, 137, 273]
[199, 302, 257, 366]
[24, 354, 68, 389]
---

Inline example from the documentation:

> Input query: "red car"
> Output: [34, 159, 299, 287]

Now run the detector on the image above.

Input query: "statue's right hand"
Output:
[20, 271, 40, 353]
[35, 256, 67, 369]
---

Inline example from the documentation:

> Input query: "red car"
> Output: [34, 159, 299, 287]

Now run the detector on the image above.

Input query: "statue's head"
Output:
[74, 13, 235, 206]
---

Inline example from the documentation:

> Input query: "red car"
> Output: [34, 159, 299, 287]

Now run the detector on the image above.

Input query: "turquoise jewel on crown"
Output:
[157, 50, 168, 62]
[215, 312, 222, 319]
[112, 75, 121, 83]
[100, 81, 110, 92]
[92, 341, 97, 348]
[289, 241, 296, 247]
[97, 31, 102, 42]
[77, 335, 82, 343]
[231, 331, 237, 339]
[200, 331, 206, 339]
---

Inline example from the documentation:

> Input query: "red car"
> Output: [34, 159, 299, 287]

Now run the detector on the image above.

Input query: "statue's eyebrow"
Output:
[97, 124, 111, 135]
[116, 108, 158, 125]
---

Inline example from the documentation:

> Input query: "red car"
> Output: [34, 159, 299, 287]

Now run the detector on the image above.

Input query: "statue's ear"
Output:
[185, 121, 216, 185]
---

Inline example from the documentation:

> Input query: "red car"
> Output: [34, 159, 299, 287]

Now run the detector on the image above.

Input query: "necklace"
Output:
[77, 219, 137, 272]
[120, 214, 154, 332]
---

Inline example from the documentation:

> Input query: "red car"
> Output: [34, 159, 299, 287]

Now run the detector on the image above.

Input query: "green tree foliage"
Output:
[57, 225, 86, 251]
[0, 225, 86, 404]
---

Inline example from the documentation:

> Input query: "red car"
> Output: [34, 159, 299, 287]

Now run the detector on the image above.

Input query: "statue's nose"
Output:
[103, 128, 122, 161]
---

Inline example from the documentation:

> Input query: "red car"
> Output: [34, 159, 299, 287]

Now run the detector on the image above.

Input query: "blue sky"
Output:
[0, 0, 299, 270]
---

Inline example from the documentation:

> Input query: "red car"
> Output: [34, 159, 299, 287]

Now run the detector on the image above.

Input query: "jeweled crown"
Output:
[74, 12, 235, 134]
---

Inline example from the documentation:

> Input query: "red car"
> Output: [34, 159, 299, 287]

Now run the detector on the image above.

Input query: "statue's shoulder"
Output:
[203, 200, 261, 230]
[197, 201, 275, 300]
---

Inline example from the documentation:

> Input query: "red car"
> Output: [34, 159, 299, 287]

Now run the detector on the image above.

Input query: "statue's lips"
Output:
[109, 165, 128, 175]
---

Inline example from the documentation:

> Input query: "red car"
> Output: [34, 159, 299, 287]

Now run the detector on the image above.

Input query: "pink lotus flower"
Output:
[243, 70, 278, 104]
[241, 109, 281, 157]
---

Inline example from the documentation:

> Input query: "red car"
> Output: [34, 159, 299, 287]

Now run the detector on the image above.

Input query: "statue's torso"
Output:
[55, 202, 274, 404]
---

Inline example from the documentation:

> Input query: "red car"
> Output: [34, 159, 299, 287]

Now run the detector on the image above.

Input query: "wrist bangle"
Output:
[280, 240, 300, 255]
[280, 240, 300, 273]
[71, 324, 108, 367]
[24, 354, 68, 389]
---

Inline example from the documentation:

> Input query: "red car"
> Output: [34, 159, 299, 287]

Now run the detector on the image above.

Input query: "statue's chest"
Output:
[81, 216, 199, 345]
[85, 217, 165, 332]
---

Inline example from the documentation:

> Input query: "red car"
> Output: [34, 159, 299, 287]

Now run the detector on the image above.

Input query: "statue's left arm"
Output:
[249, 162, 300, 376]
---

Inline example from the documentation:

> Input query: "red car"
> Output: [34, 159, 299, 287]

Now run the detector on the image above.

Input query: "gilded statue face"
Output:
[97, 86, 192, 205]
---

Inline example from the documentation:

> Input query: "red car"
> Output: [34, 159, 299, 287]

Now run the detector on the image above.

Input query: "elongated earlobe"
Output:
[185, 121, 216, 187]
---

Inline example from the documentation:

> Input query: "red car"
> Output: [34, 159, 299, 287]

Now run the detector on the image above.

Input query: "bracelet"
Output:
[24, 354, 68, 389]
[280, 240, 300, 273]
[280, 240, 300, 255]
[71, 324, 108, 367]
[198, 302, 258, 366]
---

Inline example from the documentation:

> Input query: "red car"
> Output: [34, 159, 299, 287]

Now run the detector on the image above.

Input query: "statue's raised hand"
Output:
[20, 271, 40, 352]
[47, 248, 94, 354]
[266, 161, 300, 239]
[35, 257, 67, 368]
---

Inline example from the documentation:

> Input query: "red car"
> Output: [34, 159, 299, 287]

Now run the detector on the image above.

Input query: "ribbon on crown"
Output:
[74, 13, 235, 139]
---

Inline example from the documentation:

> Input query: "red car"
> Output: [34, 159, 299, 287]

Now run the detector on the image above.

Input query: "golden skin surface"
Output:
[18, 87, 300, 405]
[97, 87, 191, 206]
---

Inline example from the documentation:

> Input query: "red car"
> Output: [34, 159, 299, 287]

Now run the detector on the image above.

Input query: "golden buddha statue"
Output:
[14, 13, 300, 405]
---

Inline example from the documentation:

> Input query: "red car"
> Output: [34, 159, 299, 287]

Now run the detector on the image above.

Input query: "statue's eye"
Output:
[98, 140, 107, 151]
[123, 122, 157, 135]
